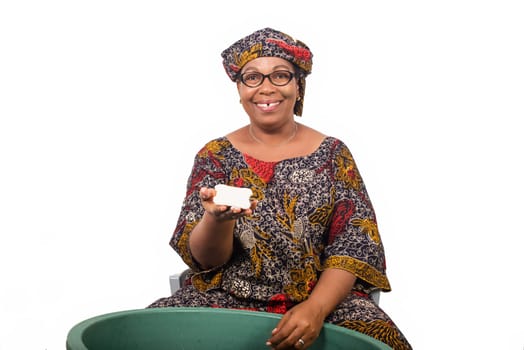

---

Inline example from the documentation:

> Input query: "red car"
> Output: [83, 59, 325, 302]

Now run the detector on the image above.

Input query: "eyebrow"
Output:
[242, 64, 294, 73]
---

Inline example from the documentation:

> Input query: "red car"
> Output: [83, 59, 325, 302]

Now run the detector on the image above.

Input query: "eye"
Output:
[273, 71, 291, 80]
[270, 71, 293, 84]
[243, 72, 262, 82]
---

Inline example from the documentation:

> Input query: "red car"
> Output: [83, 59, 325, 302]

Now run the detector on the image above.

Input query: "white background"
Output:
[1, 1, 523, 349]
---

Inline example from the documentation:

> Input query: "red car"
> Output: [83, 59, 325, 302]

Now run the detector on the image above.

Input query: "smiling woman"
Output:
[3, 2, 523, 349]
[145, 27, 412, 350]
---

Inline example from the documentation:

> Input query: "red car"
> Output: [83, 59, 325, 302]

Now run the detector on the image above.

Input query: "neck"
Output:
[249, 122, 298, 147]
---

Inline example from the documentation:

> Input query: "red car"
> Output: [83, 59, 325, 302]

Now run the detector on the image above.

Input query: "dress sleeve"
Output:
[169, 139, 229, 272]
[322, 140, 391, 292]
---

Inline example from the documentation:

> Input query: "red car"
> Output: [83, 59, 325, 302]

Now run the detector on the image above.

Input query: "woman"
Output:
[149, 28, 412, 350]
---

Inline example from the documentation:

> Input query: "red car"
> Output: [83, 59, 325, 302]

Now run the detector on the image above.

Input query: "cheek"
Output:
[237, 84, 252, 100]
[287, 80, 300, 98]
[282, 86, 299, 100]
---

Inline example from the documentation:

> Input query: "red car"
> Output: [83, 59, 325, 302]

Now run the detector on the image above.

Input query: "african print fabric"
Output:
[148, 137, 412, 349]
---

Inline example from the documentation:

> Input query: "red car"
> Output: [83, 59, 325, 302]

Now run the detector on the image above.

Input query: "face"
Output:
[237, 57, 299, 125]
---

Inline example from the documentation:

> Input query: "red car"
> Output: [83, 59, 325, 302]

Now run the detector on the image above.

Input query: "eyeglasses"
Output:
[239, 70, 295, 88]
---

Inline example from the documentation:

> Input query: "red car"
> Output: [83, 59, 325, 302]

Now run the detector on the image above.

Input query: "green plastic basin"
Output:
[66, 307, 391, 350]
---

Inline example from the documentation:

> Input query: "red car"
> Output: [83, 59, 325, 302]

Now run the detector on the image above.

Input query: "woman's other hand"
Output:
[266, 269, 356, 349]
[266, 299, 324, 349]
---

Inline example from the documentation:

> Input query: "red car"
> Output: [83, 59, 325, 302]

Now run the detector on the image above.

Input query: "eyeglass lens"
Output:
[241, 71, 293, 87]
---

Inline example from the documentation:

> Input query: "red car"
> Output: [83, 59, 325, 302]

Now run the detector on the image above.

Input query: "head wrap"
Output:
[221, 27, 313, 116]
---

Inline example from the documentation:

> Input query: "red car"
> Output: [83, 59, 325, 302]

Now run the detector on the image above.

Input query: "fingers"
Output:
[199, 187, 216, 202]
[277, 335, 308, 349]
[200, 187, 254, 221]
[267, 332, 309, 349]
[267, 307, 322, 350]
[199, 187, 258, 223]
[267, 322, 310, 349]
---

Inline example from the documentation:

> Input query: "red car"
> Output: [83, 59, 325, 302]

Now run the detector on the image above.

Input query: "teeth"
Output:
[257, 102, 279, 108]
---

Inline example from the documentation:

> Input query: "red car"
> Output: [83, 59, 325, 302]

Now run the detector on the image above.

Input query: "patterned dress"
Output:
[148, 136, 412, 349]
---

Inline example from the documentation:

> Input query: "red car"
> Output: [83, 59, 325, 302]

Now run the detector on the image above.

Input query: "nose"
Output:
[258, 75, 276, 93]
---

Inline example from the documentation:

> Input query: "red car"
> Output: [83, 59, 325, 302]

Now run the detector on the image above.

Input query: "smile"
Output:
[256, 102, 280, 108]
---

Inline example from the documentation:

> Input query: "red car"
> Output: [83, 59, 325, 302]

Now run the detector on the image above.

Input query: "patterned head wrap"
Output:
[221, 28, 313, 116]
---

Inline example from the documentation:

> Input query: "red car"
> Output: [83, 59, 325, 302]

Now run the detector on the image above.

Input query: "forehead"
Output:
[241, 57, 294, 72]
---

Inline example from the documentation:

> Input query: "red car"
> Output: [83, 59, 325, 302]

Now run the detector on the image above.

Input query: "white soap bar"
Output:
[213, 184, 253, 209]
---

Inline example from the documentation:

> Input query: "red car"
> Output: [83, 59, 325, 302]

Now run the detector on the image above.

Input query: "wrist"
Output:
[305, 296, 331, 320]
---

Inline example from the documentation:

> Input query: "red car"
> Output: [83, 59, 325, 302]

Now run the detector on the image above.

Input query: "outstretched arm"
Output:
[189, 187, 256, 269]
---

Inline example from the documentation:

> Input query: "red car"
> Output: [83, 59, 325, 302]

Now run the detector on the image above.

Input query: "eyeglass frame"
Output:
[238, 70, 296, 88]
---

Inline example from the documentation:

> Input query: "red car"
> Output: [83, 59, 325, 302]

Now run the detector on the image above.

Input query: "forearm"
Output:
[307, 268, 356, 319]
[188, 212, 235, 269]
